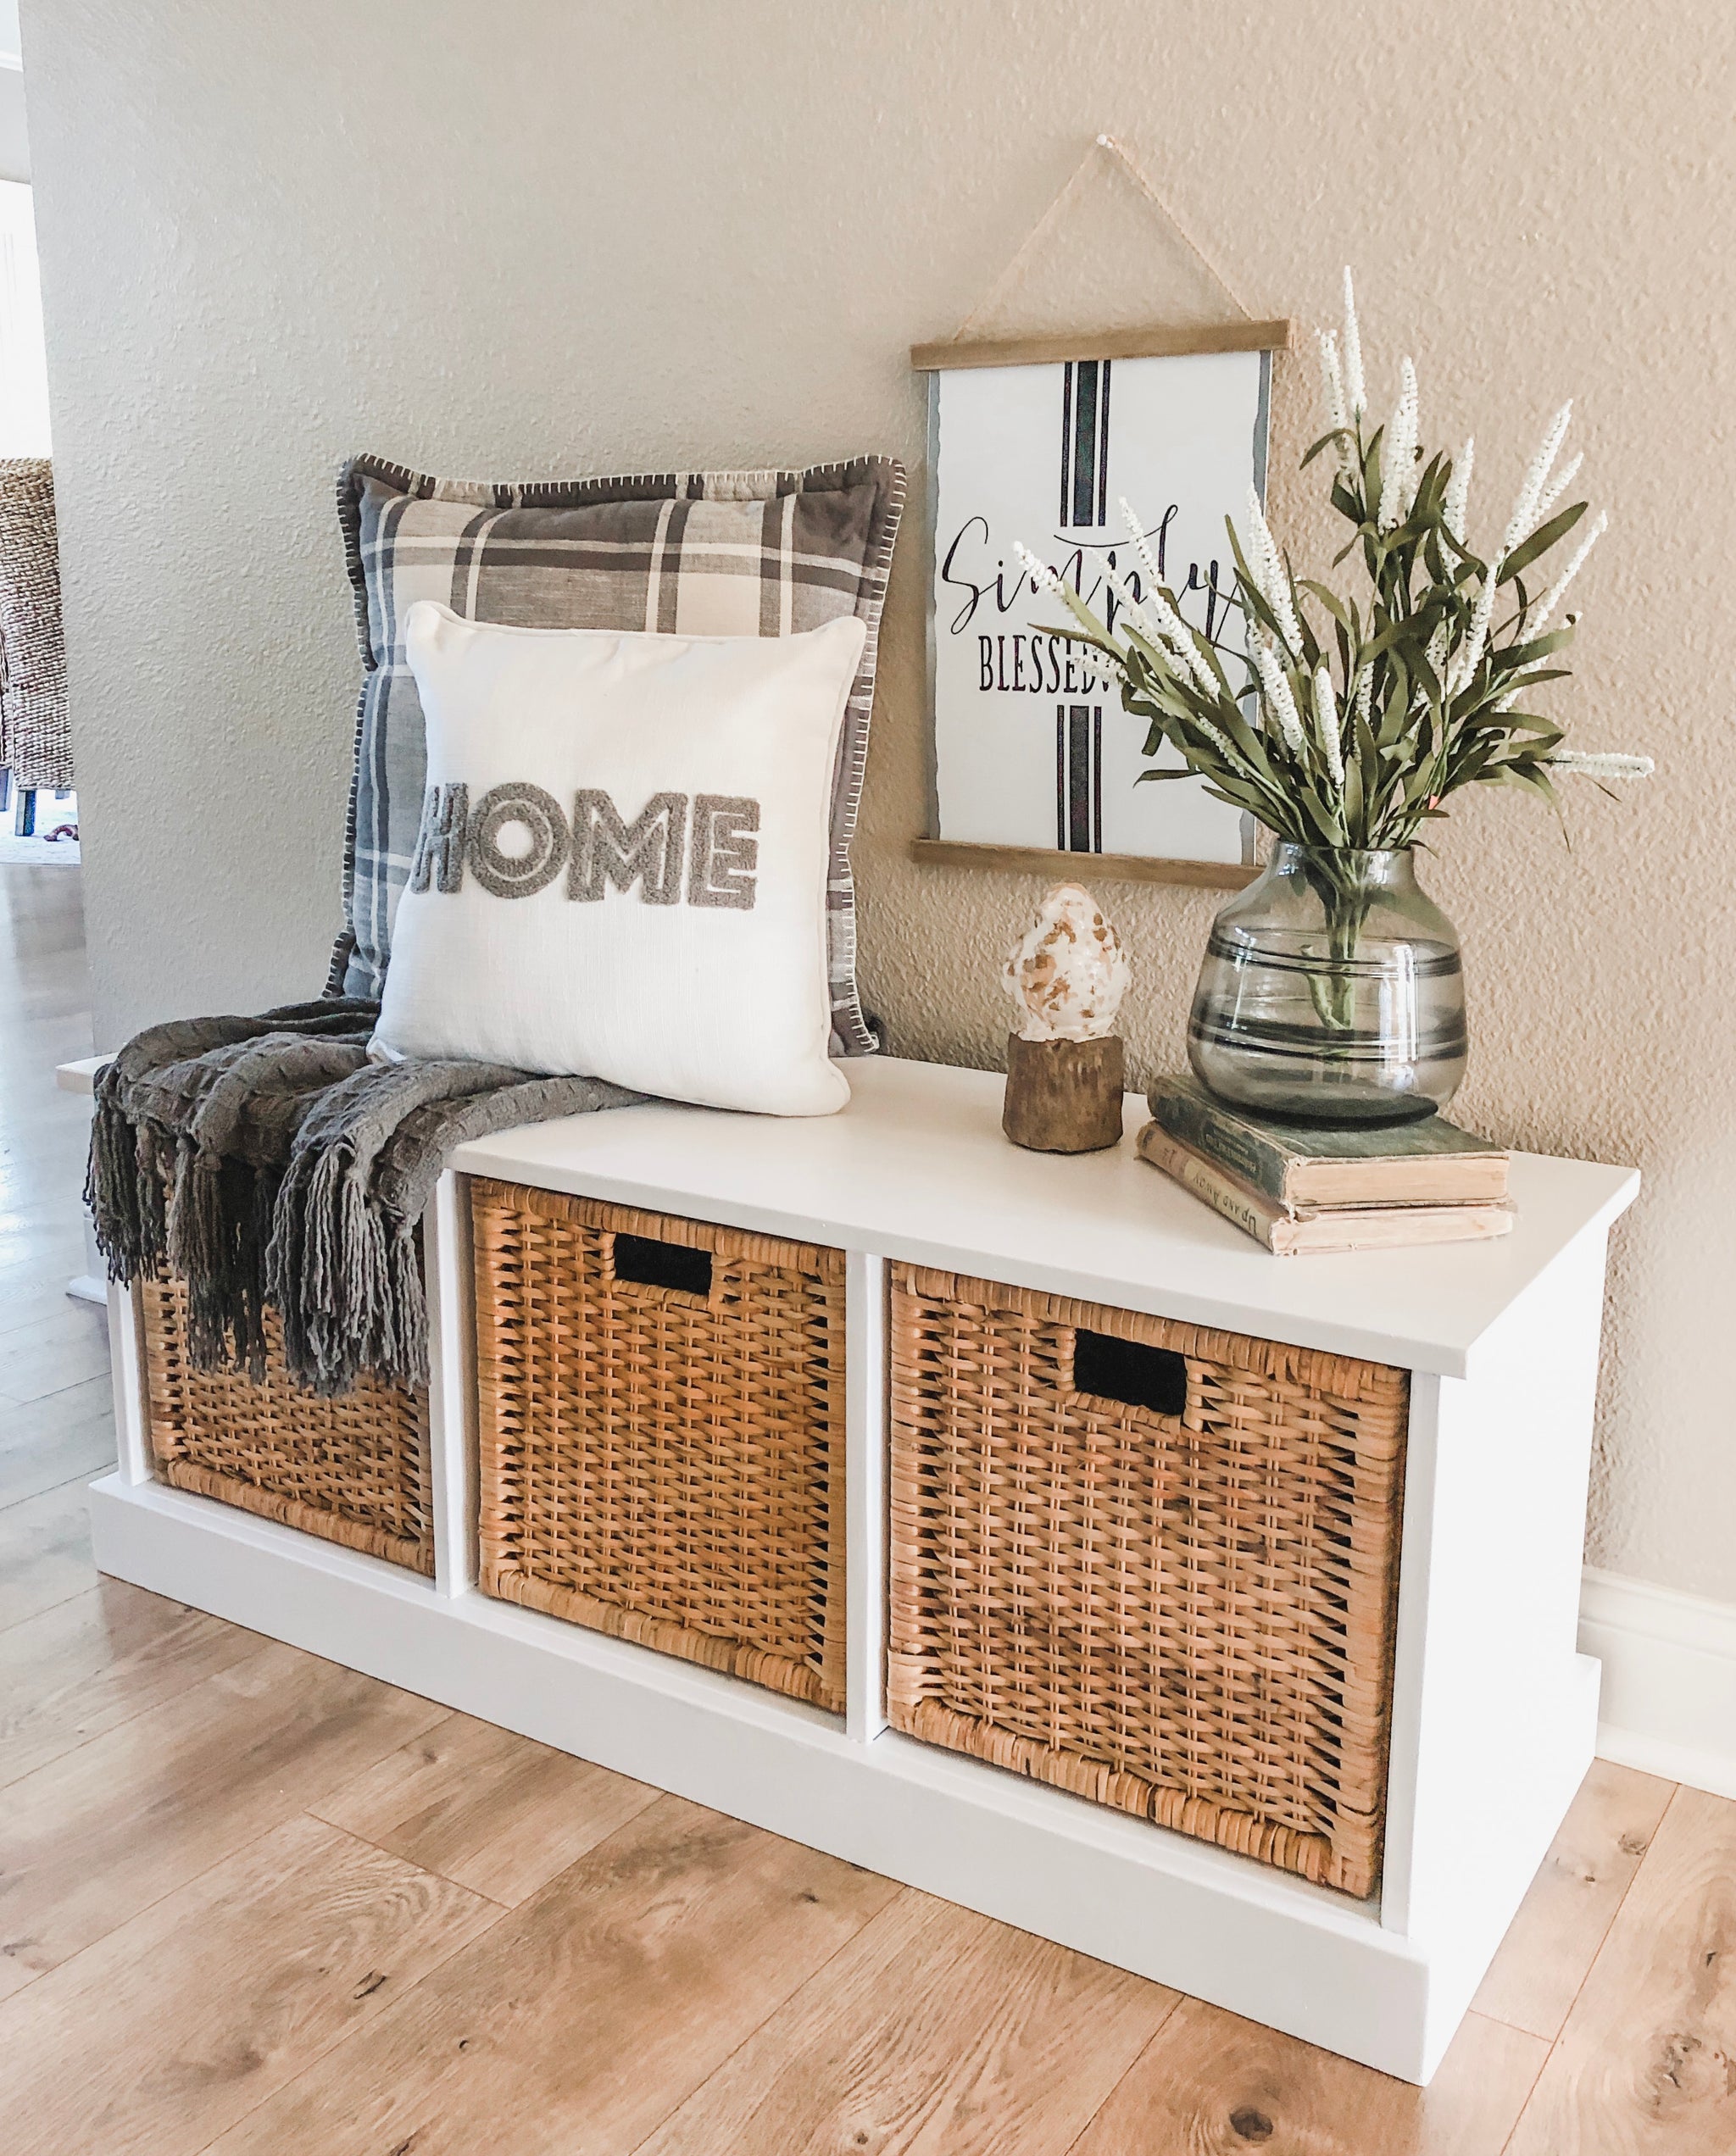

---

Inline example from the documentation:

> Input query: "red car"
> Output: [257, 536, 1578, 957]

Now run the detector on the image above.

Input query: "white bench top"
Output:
[452, 1056, 1638, 1378]
[58, 1048, 1638, 1376]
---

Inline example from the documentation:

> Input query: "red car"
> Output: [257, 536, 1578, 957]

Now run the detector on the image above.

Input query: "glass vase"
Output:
[1187, 844, 1467, 1125]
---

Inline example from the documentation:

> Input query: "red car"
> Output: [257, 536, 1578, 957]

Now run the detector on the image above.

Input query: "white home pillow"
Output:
[370, 602, 866, 1116]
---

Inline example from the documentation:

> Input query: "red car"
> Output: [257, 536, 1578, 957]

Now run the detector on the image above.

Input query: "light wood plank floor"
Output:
[3, 859, 1732, 2153]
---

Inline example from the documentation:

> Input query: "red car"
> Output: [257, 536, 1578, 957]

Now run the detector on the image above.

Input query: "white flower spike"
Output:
[1190, 709, 1240, 761]
[1410, 621, 1451, 716]
[1318, 328, 1348, 436]
[1013, 541, 1066, 603]
[1243, 485, 1305, 658]
[1316, 327, 1356, 481]
[1341, 267, 1366, 420]
[1111, 503, 1220, 693]
[1147, 591, 1219, 696]
[1104, 565, 1160, 639]
[1444, 439, 1474, 545]
[1249, 630, 1307, 757]
[1501, 403, 1573, 560]
[1536, 451, 1584, 527]
[1529, 509, 1608, 634]
[1449, 566, 1499, 698]
[1120, 496, 1166, 598]
[1313, 662, 1344, 790]
[1377, 358, 1421, 532]
[1546, 749, 1654, 780]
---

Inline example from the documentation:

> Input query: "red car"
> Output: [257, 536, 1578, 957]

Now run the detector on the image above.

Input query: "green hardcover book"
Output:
[1145, 1075, 1510, 1210]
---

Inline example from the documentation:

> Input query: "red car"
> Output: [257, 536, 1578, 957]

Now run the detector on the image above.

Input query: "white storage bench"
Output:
[64, 1053, 1638, 2084]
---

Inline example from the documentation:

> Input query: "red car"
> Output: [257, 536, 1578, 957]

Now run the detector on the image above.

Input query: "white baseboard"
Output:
[1582, 1565, 1736, 1800]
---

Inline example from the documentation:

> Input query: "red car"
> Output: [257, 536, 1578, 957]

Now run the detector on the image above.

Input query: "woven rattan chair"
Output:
[0, 456, 70, 831]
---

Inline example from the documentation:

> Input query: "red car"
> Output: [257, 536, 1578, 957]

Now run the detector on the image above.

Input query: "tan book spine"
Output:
[1137, 1122, 1286, 1247]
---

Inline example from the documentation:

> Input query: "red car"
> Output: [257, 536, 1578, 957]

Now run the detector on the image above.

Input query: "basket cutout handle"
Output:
[609, 1231, 714, 1304]
[1070, 1326, 1189, 1420]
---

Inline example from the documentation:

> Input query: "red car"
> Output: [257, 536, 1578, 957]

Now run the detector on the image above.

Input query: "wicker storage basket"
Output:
[141, 1270, 433, 1573]
[471, 1181, 848, 1711]
[887, 1263, 1409, 1898]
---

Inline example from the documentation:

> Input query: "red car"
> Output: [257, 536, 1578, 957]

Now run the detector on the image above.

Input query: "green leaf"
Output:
[1222, 517, 1288, 647]
[1499, 501, 1586, 584]
[1297, 580, 1355, 636]
[1296, 784, 1344, 845]
[1500, 670, 1573, 697]
[1496, 630, 1576, 670]
[1033, 617, 1116, 660]
[1302, 427, 1355, 470]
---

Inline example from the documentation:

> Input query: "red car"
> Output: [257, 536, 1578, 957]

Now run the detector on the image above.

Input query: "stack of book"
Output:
[1138, 1075, 1513, 1255]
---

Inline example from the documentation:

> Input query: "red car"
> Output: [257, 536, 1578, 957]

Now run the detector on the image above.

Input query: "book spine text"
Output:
[1146, 1081, 1292, 1203]
[1137, 1124, 1279, 1249]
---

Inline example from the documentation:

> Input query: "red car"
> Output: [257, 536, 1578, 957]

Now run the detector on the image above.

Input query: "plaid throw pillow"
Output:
[332, 453, 904, 1056]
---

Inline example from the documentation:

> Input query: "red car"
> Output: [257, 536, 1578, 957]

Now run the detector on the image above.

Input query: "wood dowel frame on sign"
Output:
[909, 837, 1258, 892]
[909, 318, 1295, 373]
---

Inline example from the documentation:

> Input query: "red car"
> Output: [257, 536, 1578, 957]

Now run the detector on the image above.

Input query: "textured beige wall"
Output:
[22, 2, 1735, 1598]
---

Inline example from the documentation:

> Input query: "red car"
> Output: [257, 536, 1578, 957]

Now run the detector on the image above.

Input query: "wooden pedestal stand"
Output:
[1003, 1034, 1126, 1152]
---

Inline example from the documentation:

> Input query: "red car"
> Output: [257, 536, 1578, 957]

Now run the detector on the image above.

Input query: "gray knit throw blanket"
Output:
[86, 997, 640, 1396]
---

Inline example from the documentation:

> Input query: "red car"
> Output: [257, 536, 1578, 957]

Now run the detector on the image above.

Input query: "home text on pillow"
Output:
[410, 783, 760, 910]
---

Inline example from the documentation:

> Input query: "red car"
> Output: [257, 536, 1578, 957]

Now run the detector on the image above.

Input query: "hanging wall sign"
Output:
[912, 320, 1293, 886]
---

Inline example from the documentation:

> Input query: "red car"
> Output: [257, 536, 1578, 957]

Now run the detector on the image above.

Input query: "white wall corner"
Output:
[1582, 1564, 1736, 1800]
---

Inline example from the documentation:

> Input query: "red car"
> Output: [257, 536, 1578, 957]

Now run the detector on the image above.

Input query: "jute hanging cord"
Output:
[948, 134, 1253, 345]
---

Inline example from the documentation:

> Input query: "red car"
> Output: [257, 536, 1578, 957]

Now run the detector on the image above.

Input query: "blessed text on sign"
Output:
[409, 784, 761, 909]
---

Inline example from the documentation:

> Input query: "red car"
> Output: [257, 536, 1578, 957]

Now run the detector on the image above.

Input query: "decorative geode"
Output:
[1002, 883, 1130, 1044]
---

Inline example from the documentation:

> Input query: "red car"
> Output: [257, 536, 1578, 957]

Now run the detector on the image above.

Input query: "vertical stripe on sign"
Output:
[1071, 362, 1099, 528]
[1055, 703, 1104, 851]
[1060, 363, 1074, 525]
[1093, 706, 1103, 851]
[1096, 362, 1112, 527]
[1070, 703, 1092, 851]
